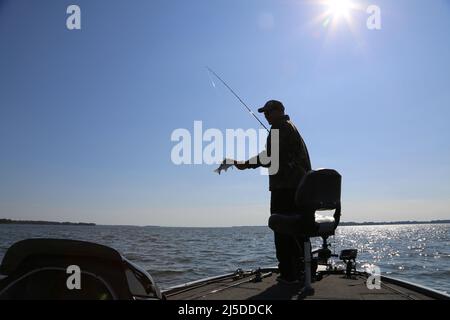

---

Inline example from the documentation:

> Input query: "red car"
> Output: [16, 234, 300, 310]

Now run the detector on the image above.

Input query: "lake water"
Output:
[0, 223, 448, 294]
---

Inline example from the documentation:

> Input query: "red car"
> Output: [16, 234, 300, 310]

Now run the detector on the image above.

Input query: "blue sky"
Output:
[0, 0, 449, 226]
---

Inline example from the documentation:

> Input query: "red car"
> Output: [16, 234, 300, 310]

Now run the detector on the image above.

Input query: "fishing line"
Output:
[206, 69, 216, 88]
[206, 67, 269, 133]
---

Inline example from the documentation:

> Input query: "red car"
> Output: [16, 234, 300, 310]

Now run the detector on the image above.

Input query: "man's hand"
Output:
[234, 161, 249, 170]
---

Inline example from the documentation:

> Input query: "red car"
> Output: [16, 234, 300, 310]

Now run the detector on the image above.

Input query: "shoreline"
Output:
[1, 219, 449, 228]
[0, 219, 96, 226]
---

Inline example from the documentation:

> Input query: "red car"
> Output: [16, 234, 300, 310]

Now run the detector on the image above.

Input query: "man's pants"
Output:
[270, 189, 304, 281]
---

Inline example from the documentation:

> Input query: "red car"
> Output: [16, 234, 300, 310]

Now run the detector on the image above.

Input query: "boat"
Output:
[0, 169, 448, 300]
[0, 237, 448, 300]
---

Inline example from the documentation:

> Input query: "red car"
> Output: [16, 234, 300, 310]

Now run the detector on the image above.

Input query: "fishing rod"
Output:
[206, 67, 270, 133]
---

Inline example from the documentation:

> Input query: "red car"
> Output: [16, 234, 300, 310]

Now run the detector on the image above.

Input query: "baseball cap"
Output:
[258, 100, 285, 113]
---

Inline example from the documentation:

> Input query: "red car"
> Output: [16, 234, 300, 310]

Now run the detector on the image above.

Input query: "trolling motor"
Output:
[340, 249, 358, 278]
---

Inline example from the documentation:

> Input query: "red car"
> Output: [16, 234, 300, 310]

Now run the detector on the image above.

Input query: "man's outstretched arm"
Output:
[231, 150, 270, 170]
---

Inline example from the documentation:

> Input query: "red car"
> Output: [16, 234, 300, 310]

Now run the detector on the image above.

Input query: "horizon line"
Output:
[1, 218, 450, 228]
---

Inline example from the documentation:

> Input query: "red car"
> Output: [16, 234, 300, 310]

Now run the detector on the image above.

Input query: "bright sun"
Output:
[310, 0, 361, 37]
[317, 0, 357, 29]
[327, 0, 352, 19]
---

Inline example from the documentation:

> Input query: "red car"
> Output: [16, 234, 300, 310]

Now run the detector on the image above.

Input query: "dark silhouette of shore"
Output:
[0, 219, 96, 226]
[339, 219, 450, 226]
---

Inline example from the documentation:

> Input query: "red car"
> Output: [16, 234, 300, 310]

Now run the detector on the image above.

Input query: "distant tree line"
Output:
[339, 220, 450, 226]
[0, 219, 95, 226]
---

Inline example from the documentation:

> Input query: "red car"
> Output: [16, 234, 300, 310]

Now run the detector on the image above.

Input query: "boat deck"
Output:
[165, 270, 437, 300]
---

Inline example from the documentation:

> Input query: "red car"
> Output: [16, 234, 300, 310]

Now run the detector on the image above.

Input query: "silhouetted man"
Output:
[233, 100, 312, 284]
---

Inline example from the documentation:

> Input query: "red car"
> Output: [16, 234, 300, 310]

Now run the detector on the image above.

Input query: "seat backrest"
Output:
[295, 169, 342, 211]
[268, 169, 342, 237]
[0, 239, 131, 299]
[295, 169, 342, 232]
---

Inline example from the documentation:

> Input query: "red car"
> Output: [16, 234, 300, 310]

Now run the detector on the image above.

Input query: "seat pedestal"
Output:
[269, 214, 338, 297]
[298, 239, 314, 296]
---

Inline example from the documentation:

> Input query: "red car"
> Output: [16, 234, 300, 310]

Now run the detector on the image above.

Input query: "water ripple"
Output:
[0, 224, 448, 292]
